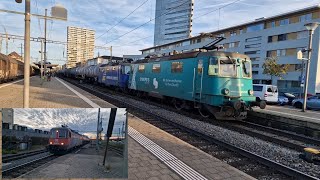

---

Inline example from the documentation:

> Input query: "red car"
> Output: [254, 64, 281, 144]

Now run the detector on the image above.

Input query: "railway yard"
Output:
[1, 76, 320, 180]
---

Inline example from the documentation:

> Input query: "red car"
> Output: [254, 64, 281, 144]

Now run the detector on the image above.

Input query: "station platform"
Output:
[0, 76, 255, 180]
[0, 76, 114, 108]
[249, 105, 320, 137]
[20, 143, 126, 179]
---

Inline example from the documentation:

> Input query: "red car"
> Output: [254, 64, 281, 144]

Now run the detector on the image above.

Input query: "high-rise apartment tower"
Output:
[154, 0, 194, 46]
[67, 26, 95, 68]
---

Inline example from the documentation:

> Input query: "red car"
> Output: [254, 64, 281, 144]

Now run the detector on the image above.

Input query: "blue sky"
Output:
[0, 0, 320, 65]
[14, 108, 127, 138]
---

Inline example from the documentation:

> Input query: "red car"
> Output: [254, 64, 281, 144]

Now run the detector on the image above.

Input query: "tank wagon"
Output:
[48, 126, 89, 154]
[129, 51, 265, 120]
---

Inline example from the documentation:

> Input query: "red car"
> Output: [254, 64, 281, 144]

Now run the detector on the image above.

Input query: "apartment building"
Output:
[140, 4, 320, 94]
[67, 26, 95, 68]
[154, 0, 194, 46]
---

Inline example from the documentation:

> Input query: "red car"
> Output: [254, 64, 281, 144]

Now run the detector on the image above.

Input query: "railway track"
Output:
[62, 77, 319, 179]
[63, 77, 320, 152]
[2, 153, 58, 179]
[3, 149, 48, 163]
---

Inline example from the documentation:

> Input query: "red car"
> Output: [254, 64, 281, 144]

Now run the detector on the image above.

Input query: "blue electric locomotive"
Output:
[128, 51, 265, 120]
[98, 63, 131, 91]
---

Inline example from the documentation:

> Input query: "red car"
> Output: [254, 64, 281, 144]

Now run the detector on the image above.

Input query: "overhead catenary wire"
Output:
[101, 0, 191, 46]
[193, 0, 242, 20]
[95, 0, 150, 40]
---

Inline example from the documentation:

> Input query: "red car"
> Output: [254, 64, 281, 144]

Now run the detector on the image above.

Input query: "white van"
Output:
[253, 84, 279, 103]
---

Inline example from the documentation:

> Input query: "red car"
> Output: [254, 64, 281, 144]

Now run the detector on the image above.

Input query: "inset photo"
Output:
[1, 108, 128, 179]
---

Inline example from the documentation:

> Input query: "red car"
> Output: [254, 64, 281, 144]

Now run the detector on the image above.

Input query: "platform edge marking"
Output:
[55, 77, 100, 108]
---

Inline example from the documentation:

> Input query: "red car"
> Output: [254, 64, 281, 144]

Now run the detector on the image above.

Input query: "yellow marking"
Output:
[304, 148, 320, 154]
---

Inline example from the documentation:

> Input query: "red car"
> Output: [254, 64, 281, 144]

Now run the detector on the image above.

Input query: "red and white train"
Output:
[48, 126, 90, 154]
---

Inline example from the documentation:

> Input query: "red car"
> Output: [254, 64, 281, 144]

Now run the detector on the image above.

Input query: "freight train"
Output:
[0, 53, 35, 83]
[60, 50, 266, 120]
[48, 126, 90, 154]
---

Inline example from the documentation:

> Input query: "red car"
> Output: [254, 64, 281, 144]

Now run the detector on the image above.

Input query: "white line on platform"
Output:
[268, 105, 320, 115]
[55, 77, 100, 108]
[55, 77, 208, 180]
[0, 79, 24, 89]
[256, 109, 320, 121]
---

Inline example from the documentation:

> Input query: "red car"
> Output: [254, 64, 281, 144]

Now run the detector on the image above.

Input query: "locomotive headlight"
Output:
[61, 142, 64, 145]
[50, 142, 52, 145]
[248, 89, 254, 95]
[221, 88, 230, 95]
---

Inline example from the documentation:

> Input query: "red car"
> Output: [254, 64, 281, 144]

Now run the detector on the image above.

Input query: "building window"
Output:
[277, 49, 286, 56]
[278, 34, 287, 41]
[268, 36, 273, 43]
[229, 42, 236, 48]
[253, 79, 260, 84]
[244, 50, 260, 55]
[266, 51, 274, 57]
[297, 31, 308, 39]
[252, 71, 259, 75]
[245, 36, 262, 42]
[279, 18, 289, 26]
[245, 43, 261, 48]
[138, 64, 145, 73]
[271, 21, 276, 27]
[250, 57, 260, 61]
[152, 64, 161, 73]
[300, 13, 312, 22]
[197, 38, 201, 43]
[252, 64, 259, 68]
[230, 30, 237, 36]
[295, 64, 303, 71]
[247, 23, 264, 32]
[239, 29, 244, 34]
[171, 62, 183, 73]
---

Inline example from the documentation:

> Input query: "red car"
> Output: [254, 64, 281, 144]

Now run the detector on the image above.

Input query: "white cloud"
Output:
[13, 108, 127, 138]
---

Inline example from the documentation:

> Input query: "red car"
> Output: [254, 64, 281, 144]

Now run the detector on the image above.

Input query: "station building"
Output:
[139, 4, 320, 94]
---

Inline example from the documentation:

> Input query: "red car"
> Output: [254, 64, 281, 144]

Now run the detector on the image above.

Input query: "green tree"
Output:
[262, 57, 289, 83]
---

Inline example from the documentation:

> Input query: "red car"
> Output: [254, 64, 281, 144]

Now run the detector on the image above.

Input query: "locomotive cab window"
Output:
[138, 64, 145, 73]
[171, 62, 183, 73]
[219, 57, 237, 77]
[152, 64, 161, 73]
[122, 66, 131, 74]
[208, 57, 218, 75]
[242, 59, 252, 78]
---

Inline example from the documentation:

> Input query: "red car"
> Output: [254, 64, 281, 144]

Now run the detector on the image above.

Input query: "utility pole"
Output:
[5, 32, 8, 55]
[0, 36, 2, 53]
[40, 39, 44, 78]
[44, 9, 47, 75]
[96, 108, 101, 152]
[20, 43, 23, 61]
[110, 46, 112, 62]
[23, 0, 31, 108]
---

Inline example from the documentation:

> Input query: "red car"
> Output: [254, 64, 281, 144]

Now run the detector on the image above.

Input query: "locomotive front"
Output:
[201, 52, 265, 120]
[48, 127, 70, 154]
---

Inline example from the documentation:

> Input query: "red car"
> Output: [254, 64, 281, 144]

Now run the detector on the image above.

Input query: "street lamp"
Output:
[302, 22, 319, 112]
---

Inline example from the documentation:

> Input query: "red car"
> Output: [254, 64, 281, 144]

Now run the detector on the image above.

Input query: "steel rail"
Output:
[3, 149, 48, 163]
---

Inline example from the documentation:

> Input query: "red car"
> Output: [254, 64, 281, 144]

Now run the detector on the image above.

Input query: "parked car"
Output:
[279, 92, 295, 105]
[278, 95, 289, 105]
[253, 84, 278, 104]
[292, 96, 320, 110]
